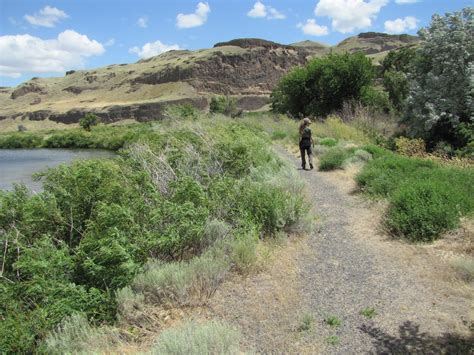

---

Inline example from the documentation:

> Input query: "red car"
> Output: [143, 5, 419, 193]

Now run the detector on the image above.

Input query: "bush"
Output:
[356, 155, 437, 196]
[385, 180, 461, 242]
[151, 321, 241, 355]
[319, 148, 352, 171]
[230, 231, 258, 273]
[43, 313, 121, 354]
[319, 137, 338, 147]
[209, 96, 237, 116]
[79, 113, 98, 131]
[130, 254, 230, 307]
[394, 137, 426, 157]
[271, 52, 374, 117]
[0, 132, 42, 148]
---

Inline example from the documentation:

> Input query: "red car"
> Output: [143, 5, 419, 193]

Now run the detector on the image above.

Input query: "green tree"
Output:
[79, 114, 98, 131]
[271, 53, 374, 117]
[405, 7, 474, 148]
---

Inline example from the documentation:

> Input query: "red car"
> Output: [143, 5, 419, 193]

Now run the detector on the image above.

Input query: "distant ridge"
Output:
[0, 33, 419, 126]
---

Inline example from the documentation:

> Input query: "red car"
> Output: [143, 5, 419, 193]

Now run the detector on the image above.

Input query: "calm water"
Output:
[0, 149, 115, 192]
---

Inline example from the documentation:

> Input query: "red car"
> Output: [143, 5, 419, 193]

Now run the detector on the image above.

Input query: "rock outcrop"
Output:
[0, 34, 419, 124]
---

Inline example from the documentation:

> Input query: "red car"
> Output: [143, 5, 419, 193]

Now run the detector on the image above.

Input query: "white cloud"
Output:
[129, 40, 180, 58]
[315, 0, 388, 33]
[24, 5, 68, 27]
[137, 16, 148, 28]
[247, 1, 285, 20]
[0, 30, 105, 77]
[176, 2, 210, 29]
[297, 19, 329, 36]
[395, 0, 420, 4]
[248, 1, 267, 17]
[105, 38, 115, 47]
[384, 16, 419, 33]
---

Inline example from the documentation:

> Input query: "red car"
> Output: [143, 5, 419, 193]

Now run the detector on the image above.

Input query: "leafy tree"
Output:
[271, 53, 374, 117]
[79, 114, 98, 131]
[209, 96, 237, 116]
[405, 7, 474, 148]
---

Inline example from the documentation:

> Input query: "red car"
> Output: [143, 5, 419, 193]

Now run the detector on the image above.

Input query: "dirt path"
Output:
[208, 147, 473, 353]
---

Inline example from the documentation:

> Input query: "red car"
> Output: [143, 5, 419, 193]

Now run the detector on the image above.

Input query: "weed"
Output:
[298, 313, 314, 332]
[326, 335, 340, 346]
[319, 137, 338, 147]
[451, 258, 474, 283]
[151, 321, 241, 355]
[319, 148, 352, 171]
[360, 307, 377, 319]
[230, 232, 258, 273]
[325, 316, 342, 328]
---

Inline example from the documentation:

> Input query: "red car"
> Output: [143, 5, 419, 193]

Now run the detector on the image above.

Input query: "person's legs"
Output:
[300, 146, 306, 169]
[307, 146, 314, 169]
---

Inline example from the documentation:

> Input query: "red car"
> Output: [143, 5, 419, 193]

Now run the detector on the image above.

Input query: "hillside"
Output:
[0, 32, 419, 125]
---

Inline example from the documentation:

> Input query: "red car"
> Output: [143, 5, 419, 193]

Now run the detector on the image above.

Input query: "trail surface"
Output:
[279, 146, 473, 354]
[211, 147, 473, 353]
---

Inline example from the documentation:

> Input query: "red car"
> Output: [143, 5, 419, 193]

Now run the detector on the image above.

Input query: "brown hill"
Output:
[0, 33, 419, 126]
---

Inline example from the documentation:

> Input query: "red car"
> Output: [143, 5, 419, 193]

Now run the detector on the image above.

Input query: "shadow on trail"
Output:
[360, 321, 474, 354]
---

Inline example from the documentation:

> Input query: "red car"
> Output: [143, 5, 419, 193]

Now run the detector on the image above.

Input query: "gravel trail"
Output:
[276, 146, 473, 354]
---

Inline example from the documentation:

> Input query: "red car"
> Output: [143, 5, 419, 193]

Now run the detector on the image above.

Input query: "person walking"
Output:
[299, 117, 314, 170]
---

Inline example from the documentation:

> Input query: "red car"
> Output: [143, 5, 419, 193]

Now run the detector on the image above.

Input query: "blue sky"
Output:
[0, 0, 471, 87]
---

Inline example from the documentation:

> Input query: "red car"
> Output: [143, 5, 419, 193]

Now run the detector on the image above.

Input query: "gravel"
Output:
[276, 146, 473, 354]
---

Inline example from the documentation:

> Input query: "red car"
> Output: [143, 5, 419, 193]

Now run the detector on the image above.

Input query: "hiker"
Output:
[299, 117, 314, 170]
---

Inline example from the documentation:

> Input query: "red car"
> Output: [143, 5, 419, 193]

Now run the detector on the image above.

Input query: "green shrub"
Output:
[319, 148, 352, 171]
[271, 130, 288, 140]
[209, 96, 237, 116]
[151, 321, 241, 355]
[43, 313, 121, 354]
[79, 113, 99, 131]
[385, 179, 462, 242]
[355, 155, 437, 197]
[0, 132, 42, 148]
[230, 231, 258, 273]
[130, 254, 230, 307]
[319, 137, 338, 147]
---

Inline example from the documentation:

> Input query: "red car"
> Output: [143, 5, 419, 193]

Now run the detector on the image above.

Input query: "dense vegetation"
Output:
[270, 52, 376, 117]
[0, 115, 307, 352]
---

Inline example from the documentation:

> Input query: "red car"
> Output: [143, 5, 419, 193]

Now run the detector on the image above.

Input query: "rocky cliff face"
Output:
[0, 33, 418, 125]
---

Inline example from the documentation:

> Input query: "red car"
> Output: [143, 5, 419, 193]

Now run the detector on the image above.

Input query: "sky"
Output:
[0, 0, 471, 87]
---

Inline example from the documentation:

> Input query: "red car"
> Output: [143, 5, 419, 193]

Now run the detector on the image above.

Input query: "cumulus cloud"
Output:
[384, 16, 419, 33]
[129, 40, 180, 58]
[297, 19, 329, 36]
[137, 16, 148, 28]
[395, 0, 420, 3]
[24, 5, 68, 27]
[176, 2, 210, 29]
[247, 1, 285, 20]
[0, 30, 105, 78]
[315, 0, 388, 33]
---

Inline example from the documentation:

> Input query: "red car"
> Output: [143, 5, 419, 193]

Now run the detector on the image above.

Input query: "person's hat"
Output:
[303, 117, 311, 124]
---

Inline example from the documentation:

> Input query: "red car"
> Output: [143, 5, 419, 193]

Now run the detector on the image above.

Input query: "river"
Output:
[0, 149, 115, 191]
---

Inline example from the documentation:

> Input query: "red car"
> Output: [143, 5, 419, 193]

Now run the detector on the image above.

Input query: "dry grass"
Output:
[0, 118, 77, 132]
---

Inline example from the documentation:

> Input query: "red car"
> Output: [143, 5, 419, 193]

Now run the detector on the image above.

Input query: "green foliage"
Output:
[383, 70, 409, 112]
[318, 148, 352, 171]
[0, 118, 308, 352]
[325, 315, 342, 327]
[357, 153, 474, 241]
[319, 137, 338, 147]
[151, 321, 241, 355]
[385, 179, 461, 242]
[360, 86, 392, 113]
[298, 313, 314, 332]
[43, 313, 121, 354]
[209, 96, 237, 116]
[79, 113, 98, 131]
[271, 53, 374, 117]
[360, 307, 377, 319]
[326, 335, 340, 346]
[405, 8, 474, 149]
[0, 132, 42, 148]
